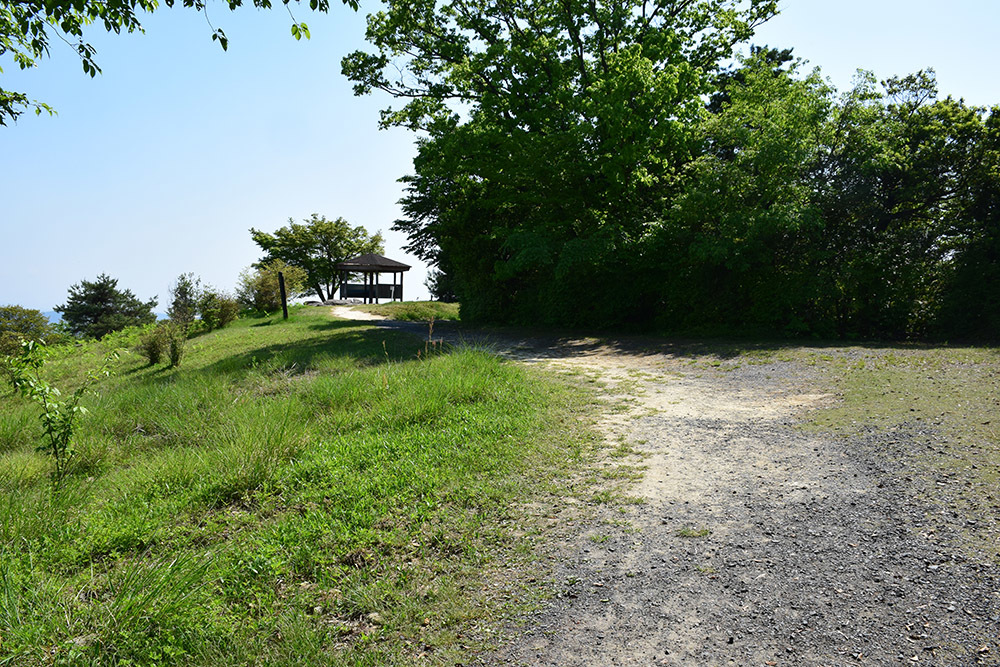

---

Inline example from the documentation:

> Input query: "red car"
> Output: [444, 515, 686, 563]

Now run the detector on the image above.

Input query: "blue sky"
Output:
[1, 0, 998, 312]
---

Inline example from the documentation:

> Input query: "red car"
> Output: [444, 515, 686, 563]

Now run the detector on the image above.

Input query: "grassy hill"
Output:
[0, 306, 592, 666]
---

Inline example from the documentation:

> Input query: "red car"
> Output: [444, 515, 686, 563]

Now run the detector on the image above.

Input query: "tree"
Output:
[0, 305, 57, 355]
[250, 214, 384, 302]
[0, 0, 359, 125]
[648, 53, 832, 334]
[344, 0, 777, 324]
[55, 274, 157, 339]
[236, 259, 308, 313]
[167, 272, 202, 326]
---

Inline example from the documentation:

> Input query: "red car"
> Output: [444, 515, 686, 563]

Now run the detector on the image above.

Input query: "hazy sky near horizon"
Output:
[2, 0, 998, 312]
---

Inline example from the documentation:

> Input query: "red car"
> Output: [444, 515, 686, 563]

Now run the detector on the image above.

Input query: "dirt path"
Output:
[350, 313, 1000, 665]
[329, 305, 386, 321]
[490, 347, 998, 666]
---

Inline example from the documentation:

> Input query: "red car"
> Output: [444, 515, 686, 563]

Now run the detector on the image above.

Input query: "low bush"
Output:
[167, 326, 185, 367]
[199, 289, 240, 331]
[137, 325, 168, 365]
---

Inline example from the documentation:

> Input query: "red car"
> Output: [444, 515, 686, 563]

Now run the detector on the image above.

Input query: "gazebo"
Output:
[336, 253, 411, 304]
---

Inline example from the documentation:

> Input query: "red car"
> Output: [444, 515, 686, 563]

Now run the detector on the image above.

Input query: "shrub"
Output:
[167, 326, 185, 367]
[198, 288, 240, 331]
[5, 340, 115, 484]
[167, 273, 202, 326]
[236, 260, 307, 313]
[137, 324, 168, 365]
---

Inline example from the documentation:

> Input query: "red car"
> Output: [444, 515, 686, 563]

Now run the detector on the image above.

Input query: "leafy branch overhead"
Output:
[0, 0, 359, 125]
[342, 0, 778, 131]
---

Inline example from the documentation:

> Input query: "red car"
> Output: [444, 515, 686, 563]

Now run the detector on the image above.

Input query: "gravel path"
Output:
[351, 312, 1000, 666]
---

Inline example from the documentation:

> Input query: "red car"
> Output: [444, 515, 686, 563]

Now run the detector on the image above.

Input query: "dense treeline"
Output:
[346, 0, 999, 339]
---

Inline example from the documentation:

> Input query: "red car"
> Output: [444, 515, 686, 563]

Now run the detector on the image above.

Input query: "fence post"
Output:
[278, 271, 289, 320]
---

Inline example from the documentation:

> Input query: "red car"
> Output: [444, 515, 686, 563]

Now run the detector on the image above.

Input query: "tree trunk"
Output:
[314, 284, 326, 302]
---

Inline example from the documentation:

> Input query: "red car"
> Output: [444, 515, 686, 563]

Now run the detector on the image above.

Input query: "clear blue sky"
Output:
[1, 0, 998, 312]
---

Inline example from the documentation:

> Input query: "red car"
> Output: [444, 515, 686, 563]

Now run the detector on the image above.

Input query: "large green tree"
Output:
[344, 0, 777, 324]
[0, 0, 358, 125]
[250, 214, 384, 302]
[55, 274, 157, 339]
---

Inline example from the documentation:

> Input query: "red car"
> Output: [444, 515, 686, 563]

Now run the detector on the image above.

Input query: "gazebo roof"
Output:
[336, 253, 411, 272]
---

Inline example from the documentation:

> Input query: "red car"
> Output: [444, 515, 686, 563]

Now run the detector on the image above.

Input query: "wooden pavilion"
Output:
[336, 253, 411, 304]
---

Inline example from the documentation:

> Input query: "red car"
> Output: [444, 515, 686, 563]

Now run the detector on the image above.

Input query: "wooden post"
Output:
[278, 271, 289, 320]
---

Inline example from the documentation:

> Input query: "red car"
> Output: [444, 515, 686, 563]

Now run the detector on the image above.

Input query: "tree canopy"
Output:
[0, 0, 359, 125]
[345, 0, 1000, 339]
[0, 305, 58, 355]
[55, 274, 157, 339]
[250, 214, 384, 302]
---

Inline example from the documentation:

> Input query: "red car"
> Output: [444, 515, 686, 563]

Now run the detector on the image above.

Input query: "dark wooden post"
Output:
[278, 271, 289, 320]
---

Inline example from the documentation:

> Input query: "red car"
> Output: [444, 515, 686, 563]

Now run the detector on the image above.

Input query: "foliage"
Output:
[167, 325, 185, 367]
[346, 0, 777, 326]
[0, 305, 56, 356]
[236, 260, 308, 313]
[137, 323, 167, 365]
[197, 288, 240, 330]
[424, 269, 457, 303]
[250, 214, 385, 302]
[136, 322, 187, 366]
[648, 54, 833, 334]
[167, 273, 202, 326]
[0, 307, 593, 665]
[55, 274, 157, 339]
[350, 0, 999, 339]
[0, 0, 360, 125]
[3, 340, 114, 484]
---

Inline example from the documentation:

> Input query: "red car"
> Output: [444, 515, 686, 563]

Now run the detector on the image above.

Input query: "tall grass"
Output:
[0, 306, 590, 666]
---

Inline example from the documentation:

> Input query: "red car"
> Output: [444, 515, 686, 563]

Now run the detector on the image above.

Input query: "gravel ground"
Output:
[358, 314, 1000, 666]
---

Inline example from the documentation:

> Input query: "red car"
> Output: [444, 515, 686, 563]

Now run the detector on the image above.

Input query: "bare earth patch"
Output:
[329, 305, 387, 321]
[370, 321, 1000, 666]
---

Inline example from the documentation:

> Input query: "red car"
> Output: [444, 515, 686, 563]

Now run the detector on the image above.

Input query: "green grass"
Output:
[354, 301, 460, 322]
[0, 306, 592, 666]
[676, 527, 711, 538]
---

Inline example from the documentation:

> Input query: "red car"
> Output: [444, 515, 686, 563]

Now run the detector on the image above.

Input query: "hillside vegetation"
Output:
[0, 307, 591, 666]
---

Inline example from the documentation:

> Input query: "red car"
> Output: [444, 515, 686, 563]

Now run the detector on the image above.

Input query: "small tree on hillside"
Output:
[236, 260, 308, 313]
[167, 273, 202, 326]
[198, 287, 240, 330]
[55, 274, 157, 339]
[250, 214, 384, 302]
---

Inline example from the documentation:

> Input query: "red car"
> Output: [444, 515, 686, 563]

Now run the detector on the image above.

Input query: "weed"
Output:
[676, 526, 711, 538]
[4, 340, 115, 485]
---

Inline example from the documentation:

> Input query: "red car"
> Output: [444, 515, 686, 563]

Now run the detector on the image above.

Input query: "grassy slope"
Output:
[354, 301, 460, 322]
[0, 307, 592, 666]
